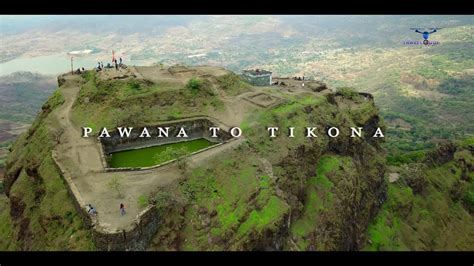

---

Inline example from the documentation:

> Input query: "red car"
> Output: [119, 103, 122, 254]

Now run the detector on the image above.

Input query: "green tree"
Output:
[154, 146, 189, 173]
[186, 77, 202, 93]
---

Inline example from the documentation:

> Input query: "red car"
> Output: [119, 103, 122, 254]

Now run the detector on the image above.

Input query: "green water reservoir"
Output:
[109, 138, 215, 168]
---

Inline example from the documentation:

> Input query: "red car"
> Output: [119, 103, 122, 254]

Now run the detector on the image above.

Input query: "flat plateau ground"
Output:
[53, 66, 248, 230]
[52, 65, 322, 231]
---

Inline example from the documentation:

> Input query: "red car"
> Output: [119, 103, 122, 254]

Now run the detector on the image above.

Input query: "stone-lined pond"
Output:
[109, 138, 214, 168]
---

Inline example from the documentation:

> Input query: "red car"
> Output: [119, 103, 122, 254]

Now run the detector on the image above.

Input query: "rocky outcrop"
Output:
[424, 141, 457, 166]
[307, 81, 328, 92]
[278, 122, 386, 250]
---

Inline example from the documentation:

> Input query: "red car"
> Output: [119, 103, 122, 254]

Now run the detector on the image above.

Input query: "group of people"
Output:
[113, 57, 123, 70]
[96, 57, 125, 72]
[96, 61, 105, 71]
[86, 203, 126, 217]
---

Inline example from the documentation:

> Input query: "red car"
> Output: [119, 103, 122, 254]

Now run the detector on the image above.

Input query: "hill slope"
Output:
[1, 65, 472, 251]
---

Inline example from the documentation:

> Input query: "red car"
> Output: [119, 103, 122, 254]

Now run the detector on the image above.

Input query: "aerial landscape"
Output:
[0, 15, 473, 251]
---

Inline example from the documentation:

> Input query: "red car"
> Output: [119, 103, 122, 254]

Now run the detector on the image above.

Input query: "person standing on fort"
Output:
[115, 59, 119, 70]
[119, 57, 122, 65]
[120, 203, 126, 216]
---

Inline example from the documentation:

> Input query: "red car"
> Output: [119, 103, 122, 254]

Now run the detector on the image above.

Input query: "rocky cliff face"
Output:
[149, 89, 387, 251]
[364, 141, 474, 251]
[258, 92, 386, 251]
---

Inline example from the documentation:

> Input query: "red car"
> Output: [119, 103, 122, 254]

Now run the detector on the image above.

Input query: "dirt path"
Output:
[54, 76, 103, 176]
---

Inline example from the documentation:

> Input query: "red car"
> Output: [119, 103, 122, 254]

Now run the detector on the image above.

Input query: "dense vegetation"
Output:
[365, 141, 474, 250]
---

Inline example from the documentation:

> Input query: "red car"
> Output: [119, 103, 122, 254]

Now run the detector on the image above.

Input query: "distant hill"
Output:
[0, 71, 56, 124]
[0, 71, 57, 172]
[0, 71, 54, 83]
